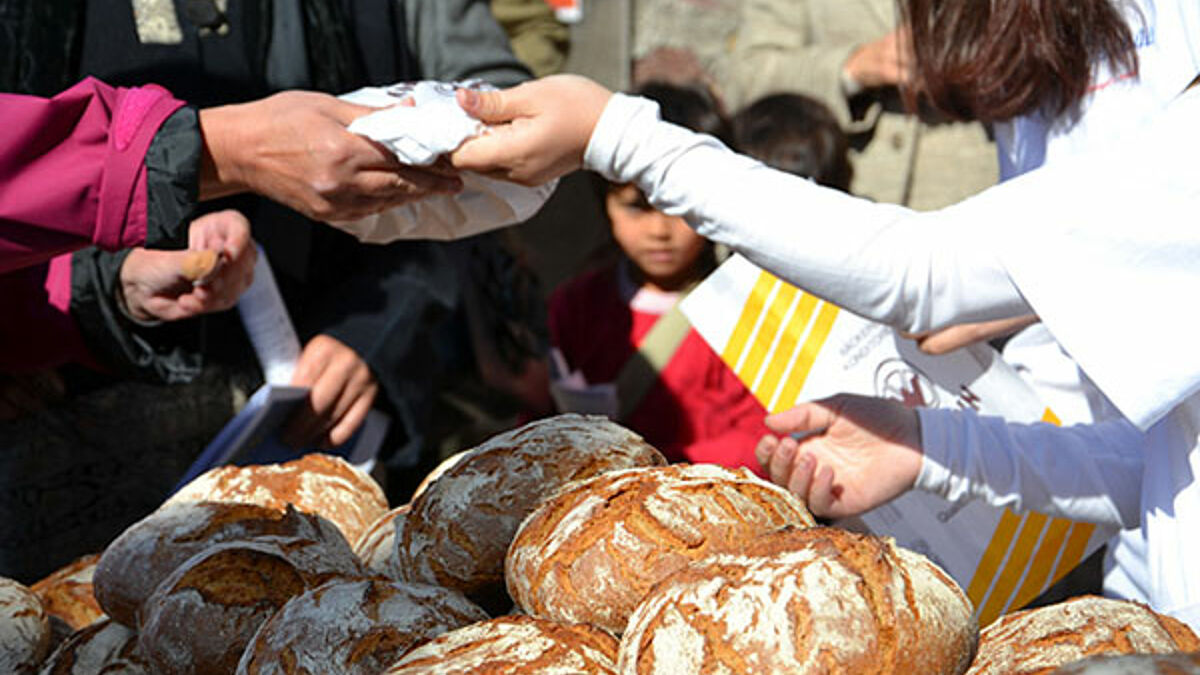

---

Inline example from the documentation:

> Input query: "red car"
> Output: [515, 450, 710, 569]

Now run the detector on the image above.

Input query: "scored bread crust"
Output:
[37, 618, 143, 674]
[617, 526, 977, 675]
[353, 504, 411, 575]
[0, 577, 51, 674]
[967, 595, 1200, 675]
[384, 615, 620, 675]
[164, 453, 388, 546]
[236, 578, 487, 675]
[393, 415, 666, 598]
[506, 464, 816, 635]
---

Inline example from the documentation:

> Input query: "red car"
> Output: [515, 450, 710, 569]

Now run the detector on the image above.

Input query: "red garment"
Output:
[0, 77, 184, 274]
[549, 264, 770, 476]
[0, 77, 184, 370]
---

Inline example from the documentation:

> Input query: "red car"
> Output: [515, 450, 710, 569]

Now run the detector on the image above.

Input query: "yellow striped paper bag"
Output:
[680, 255, 1116, 625]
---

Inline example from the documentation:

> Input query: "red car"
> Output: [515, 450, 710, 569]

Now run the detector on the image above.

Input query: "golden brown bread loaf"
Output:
[0, 577, 50, 674]
[353, 505, 410, 575]
[30, 554, 105, 634]
[136, 539, 362, 675]
[393, 415, 667, 601]
[1049, 652, 1200, 674]
[164, 453, 389, 545]
[95, 501, 358, 627]
[37, 618, 146, 675]
[506, 463, 816, 634]
[236, 578, 487, 674]
[618, 526, 977, 675]
[967, 596, 1200, 675]
[384, 615, 620, 674]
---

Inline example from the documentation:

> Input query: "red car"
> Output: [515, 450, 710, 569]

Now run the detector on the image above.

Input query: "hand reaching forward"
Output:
[119, 210, 256, 322]
[755, 394, 924, 519]
[282, 335, 379, 449]
[199, 91, 463, 222]
[451, 74, 613, 186]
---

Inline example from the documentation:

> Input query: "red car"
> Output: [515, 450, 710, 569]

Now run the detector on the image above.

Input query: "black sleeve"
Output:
[142, 105, 202, 248]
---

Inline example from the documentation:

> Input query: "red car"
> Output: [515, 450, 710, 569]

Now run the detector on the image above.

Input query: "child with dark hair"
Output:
[545, 82, 770, 475]
[731, 93, 853, 192]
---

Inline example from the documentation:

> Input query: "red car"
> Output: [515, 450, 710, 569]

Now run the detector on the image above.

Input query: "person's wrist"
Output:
[198, 104, 250, 200]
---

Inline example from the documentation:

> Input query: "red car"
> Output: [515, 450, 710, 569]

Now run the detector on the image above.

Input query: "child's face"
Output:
[606, 184, 708, 292]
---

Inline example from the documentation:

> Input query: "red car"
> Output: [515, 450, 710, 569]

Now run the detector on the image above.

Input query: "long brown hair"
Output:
[900, 0, 1140, 123]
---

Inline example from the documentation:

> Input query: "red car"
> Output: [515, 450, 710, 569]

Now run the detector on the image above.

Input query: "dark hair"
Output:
[899, 0, 1139, 122]
[634, 81, 732, 143]
[731, 93, 853, 192]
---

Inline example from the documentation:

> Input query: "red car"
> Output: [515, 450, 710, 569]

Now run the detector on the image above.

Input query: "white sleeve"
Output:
[583, 94, 1032, 334]
[915, 407, 1145, 528]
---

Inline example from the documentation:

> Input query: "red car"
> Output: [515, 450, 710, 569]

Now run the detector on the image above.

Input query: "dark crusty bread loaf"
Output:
[1049, 652, 1200, 674]
[967, 596, 1200, 675]
[95, 501, 357, 627]
[30, 554, 105, 637]
[393, 415, 666, 601]
[164, 453, 388, 546]
[37, 618, 144, 675]
[353, 505, 410, 576]
[618, 526, 977, 674]
[506, 463, 816, 634]
[0, 577, 50, 674]
[384, 615, 620, 674]
[136, 539, 362, 675]
[236, 578, 486, 674]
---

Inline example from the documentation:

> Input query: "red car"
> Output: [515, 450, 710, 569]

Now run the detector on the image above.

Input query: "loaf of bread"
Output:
[136, 539, 362, 675]
[618, 526, 977, 674]
[507, 463, 816, 634]
[30, 554, 105, 640]
[353, 505, 410, 575]
[967, 596, 1200, 675]
[236, 578, 487, 674]
[1050, 652, 1200, 674]
[165, 453, 388, 545]
[0, 577, 50, 674]
[37, 618, 145, 675]
[393, 415, 666, 602]
[384, 615, 620, 674]
[411, 450, 468, 501]
[95, 501, 359, 627]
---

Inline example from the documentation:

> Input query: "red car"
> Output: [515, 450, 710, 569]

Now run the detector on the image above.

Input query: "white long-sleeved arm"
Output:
[915, 407, 1145, 528]
[584, 94, 1032, 334]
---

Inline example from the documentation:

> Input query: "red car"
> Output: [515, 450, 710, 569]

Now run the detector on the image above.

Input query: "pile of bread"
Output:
[3, 413, 1199, 674]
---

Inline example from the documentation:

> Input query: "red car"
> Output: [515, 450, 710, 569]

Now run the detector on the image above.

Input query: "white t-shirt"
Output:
[582, 80, 1200, 627]
[988, 0, 1200, 602]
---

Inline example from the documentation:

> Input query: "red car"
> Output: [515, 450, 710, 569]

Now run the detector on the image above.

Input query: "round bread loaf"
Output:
[384, 615, 620, 674]
[618, 526, 977, 675]
[967, 596, 1200, 675]
[37, 618, 144, 675]
[411, 451, 469, 501]
[0, 577, 50, 673]
[164, 453, 388, 545]
[353, 505, 410, 575]
[236, 578, 487, 674]
[393, 414, 666, 601]
[137, 539, 362, 675]
[95, 501, 358, 627]
[1050, 652, 1200, 674]
[506, 463, 815, 634]
[30, 554, 105, 634]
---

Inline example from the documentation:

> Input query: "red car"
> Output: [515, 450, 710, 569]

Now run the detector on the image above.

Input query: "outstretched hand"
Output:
[451, 74, 613, 186]
[119, 209, 256, 322]
[755, 394, 923, 519]
[282, 335, 378, 450]
[199, 91, 463, 222]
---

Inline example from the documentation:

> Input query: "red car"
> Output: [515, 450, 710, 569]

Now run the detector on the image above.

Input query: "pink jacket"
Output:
[0, 78, 185, 371]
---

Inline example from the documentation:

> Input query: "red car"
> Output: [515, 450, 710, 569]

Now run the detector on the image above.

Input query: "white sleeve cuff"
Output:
[583, 93, 660, 183]
[915, 407, 962, 499]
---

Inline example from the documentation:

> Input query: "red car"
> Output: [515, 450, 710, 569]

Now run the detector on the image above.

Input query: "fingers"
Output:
[764, 401, 837, 436]
[283, 337, 376, 449]
[806, 464, 838, 516]
[456, 87, 519, 125]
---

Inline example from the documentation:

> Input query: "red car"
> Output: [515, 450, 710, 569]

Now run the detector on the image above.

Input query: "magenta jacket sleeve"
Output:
[0, 77, 186, 275]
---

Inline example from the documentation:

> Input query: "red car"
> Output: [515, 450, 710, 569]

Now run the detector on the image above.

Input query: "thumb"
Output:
[764, 400, 838, 436]
[457, 87, 520, 124]
[323, 97, 381, 126]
